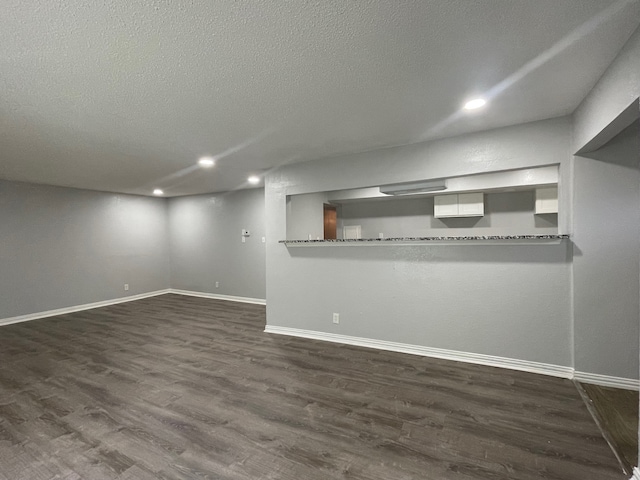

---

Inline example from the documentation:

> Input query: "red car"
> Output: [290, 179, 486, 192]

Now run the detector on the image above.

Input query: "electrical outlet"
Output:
[262, 236, 266, 243]
[332, 313, 340, 324]
[124, 284, 129, 291]
[215, 281, 219, 288]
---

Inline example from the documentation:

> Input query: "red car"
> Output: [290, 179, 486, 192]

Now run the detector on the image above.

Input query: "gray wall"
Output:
[266, 117, 573, 366]
[286, 192, 329, 240]
[573, 122, 639, 379]
[0, 180, 169, 319]
[571, 25, 639, 464]
[168, 188, 266, 300]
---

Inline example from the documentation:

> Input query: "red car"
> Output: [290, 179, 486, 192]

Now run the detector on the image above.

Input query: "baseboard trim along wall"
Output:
[0, 289, 172, 327]
[574, 371, 640, 391]
[0, 289, 266, 327]
[169, 289, 266, 305]
[265, 326, 640, 389]
[2, 293, 636, 391]
[264, 325, 574, 379]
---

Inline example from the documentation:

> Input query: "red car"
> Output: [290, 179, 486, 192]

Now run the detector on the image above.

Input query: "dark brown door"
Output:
[323, 204, 337, 239]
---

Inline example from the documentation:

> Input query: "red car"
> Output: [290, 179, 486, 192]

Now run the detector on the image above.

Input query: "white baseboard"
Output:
[0, 289, 171, 327]
[3, 295, 636, 392]
[169, 289, 266, 305]
[574, 371, 640, 391]
[264, 325, 574, 379]
[0, 288, 264, 327]
[266, 326, 640, 387]
[631, 467, 640, 480]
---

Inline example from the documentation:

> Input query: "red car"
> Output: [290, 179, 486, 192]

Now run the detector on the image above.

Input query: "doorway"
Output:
[323, 204, 337, 239]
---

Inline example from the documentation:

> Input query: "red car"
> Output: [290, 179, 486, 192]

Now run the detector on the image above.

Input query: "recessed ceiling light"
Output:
[198, 156, 215, 167]
[464, 98, 487, 110]
[247, 175, 260, 185]
[153, 188, 164, 195]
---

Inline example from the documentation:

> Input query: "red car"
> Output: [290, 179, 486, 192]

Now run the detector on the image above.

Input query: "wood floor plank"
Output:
[579, 382, 638, 475]
[0, 294, 627, 479]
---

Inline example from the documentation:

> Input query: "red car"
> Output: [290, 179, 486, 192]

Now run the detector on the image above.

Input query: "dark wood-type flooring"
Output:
[579, 382, 638, 475]
[0, 294, 627, 479]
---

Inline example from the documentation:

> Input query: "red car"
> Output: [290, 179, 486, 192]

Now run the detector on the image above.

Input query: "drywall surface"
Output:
[286, 192, 329, 240]
[0, 180, 169, 319]
[279, 116, 573, 235]
[338, 191, 557, 238]
[573, 122, 639, 379]
[168, 188, 266, 300]
[573, 25, 639, 152]
[266, 117, 573, 366]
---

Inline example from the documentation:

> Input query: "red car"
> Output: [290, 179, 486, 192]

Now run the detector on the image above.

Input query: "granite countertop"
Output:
[280, 234, 570, 245]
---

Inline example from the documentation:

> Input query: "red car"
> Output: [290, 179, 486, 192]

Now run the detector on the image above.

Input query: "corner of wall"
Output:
[572, 25, 640, 153]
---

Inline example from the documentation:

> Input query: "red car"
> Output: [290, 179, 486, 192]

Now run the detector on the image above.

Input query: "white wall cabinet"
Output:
[433, 194, 459, 217]
[535, 187, 558, 214]
[434, 193, 484, 218]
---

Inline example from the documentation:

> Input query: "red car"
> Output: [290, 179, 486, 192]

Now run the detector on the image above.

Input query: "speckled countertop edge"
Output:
[280, 234, 570, 244]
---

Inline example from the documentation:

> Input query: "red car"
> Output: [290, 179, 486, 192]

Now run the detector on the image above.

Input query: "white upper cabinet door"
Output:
[535, 187, 558, 214]
[434, 194, 459, 218]
[343, 225, 362, 239]
[457, 193, 484, 217]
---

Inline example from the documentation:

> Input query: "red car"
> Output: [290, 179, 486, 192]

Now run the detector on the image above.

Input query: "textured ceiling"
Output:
[1, 0, 639, 196]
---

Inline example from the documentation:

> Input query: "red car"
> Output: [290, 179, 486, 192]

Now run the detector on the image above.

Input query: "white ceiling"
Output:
[1, 0, 638, 197]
